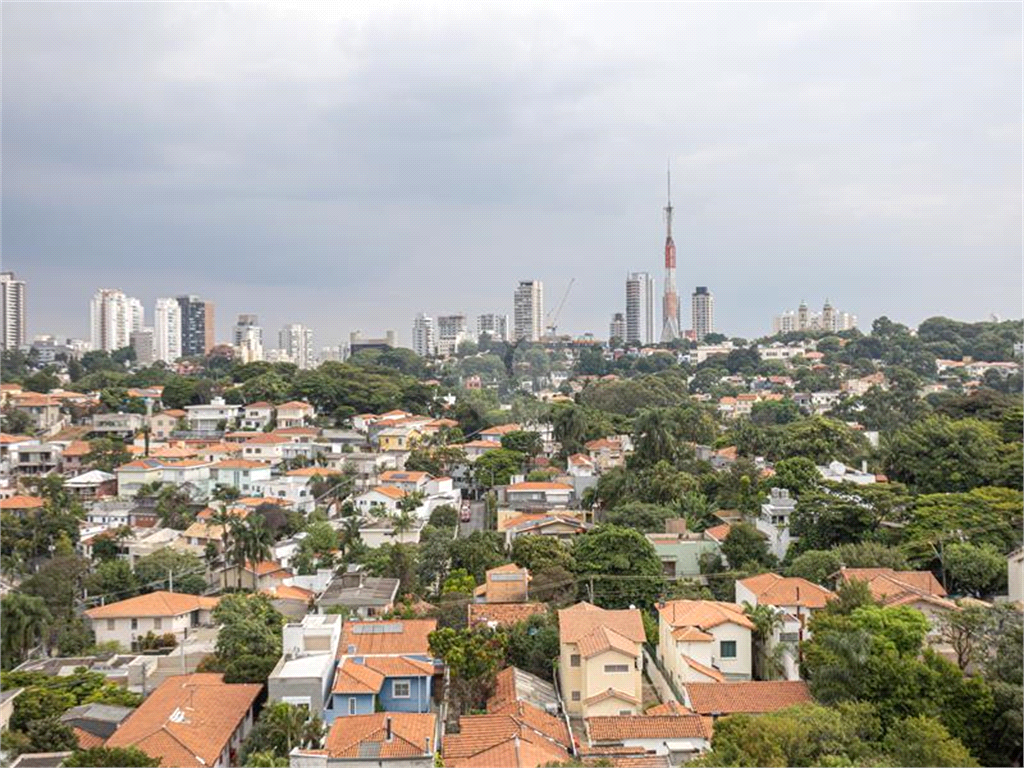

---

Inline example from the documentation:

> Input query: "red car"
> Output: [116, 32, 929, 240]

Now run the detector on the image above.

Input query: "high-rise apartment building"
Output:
[771, 300, 857, 335]
[279, 323, 315, 369]
[1, 272, 26, 351]
[91, 289, 139, 352]
[437, 314, 468, 357]
[476, 314, 509, 343]
[609, 313, 626, 342]
[625, 272, 655, 345]
[131, 328, 156, 367]
[153, 298, 182, 364]
[177, 296, 212, 357]
[129, 298, 144, 334]
[233, 314, 262, 346]
[411, 313, 436, 357]
[691, 286, 714, 342]
[513, 280, 544, 342]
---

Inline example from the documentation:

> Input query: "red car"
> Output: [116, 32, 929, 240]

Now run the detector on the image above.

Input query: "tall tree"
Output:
[0, 593, 52, 670]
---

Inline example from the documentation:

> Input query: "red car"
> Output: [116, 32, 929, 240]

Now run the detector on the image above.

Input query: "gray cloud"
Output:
[3, 1, 1020, 347]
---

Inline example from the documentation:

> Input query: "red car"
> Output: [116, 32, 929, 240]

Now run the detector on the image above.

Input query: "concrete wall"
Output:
[582, 648, 641, 716]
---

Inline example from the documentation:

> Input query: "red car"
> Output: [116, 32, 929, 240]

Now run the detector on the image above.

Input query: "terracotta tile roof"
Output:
[0, 433, 34, 445]
[245, 401, 273, 409]
[262, 584, 314, 602]
[0, 383, 23, 391]
[587, 715, 711, 742]
[285, 466, 340, 477]
[161, 409, 188, 417]
[338, 619, 437, 657]
[702, 523, 731, 542]
[479, 423, 522, 436]
[585, 438, 622, 451]
[457, 439, 502, 449]
[559, 602, 645, 646]
[182, 521, 226, 541]
[0, 495, 45, 510]
[212, 459, 270, 470]
[645, 700, 692, 715]
[104, 673, 261, 768]
[486, 699, 572, 748]
[444, 712, 570, 768]
[577, 626, 641, 659]
[672, 626, 714, 643]
[838, 567, 947, 598]
[738, 573, 835, 609]
[507, 481, 574, 492]
[469, 602, 548, 628]
[568, 453, 595, 466]
[200, 443, 243, 455]
[73, 727, 106, 750]
[584, 688, 640, 706]
[658, 600, 754, 631]
[241, 433, 289, 445]
[323, 713, 435, 759]
[714, 446, 738, 460]
[379, 470, 431, 483]
[497, 512, 547, 531]
[236, 496, 290, 507]
[680, 656, 725, 682]
[365, 485, 407, 500]
[60, 439, 93, 458]
[85, 591, 219, 620]
[247, 560, 290, 577]
[276, 401, 314, 411]
[884, 591, 959, 611]
[272, 426, 320, 436]
[684, 681, 813, 715]
[332, 659, 385, 694]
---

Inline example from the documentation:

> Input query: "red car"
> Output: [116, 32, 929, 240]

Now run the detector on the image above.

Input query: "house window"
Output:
[131, 618, 138, 630]
[571, 691, 580, 701]
[392, 680, 411, 698]
[604, 664, 629, 673]
[154, 618, 162, 630]
[348, 698, 357, 715]
[106, 619, 115, 631]
[570, 654, 580, 667]
[720, 640, 737, 659]
[619, 710, 632, 715]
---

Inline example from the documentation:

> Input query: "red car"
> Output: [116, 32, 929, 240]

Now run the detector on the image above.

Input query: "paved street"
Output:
[458, 500, 487, 536]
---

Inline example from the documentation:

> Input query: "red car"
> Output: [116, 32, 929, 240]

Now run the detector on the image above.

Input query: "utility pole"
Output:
[169, 568, 174, 593]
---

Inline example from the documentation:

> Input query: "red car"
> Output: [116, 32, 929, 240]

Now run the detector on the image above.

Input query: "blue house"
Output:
[325, 655, 436, 725]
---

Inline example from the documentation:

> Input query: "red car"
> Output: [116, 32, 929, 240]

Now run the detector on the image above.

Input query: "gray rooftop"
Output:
[318, 575, 401, 608]
[60, 703, 135, 724]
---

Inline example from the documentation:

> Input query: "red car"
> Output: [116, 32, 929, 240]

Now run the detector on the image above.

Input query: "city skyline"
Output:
[3, 3, 1020, 346]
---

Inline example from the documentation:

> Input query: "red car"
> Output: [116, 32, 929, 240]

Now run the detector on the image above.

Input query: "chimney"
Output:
[385, 716, 392, 741]
[425, 737, 431, 755]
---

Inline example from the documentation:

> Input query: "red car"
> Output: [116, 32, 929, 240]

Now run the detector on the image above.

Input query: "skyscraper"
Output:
[279, 323, 315, 369]
[660, 169, 681, 343]
[153, 298, 183, 364]
[0, 272, 26, 351]
[233, 314, 262, 346]
[177, 296, 210, 357]
[691, 286, 714, 342]
[411, 313, 436, 357]
[476, 314, 509, 343]
[128, 298, 144, 334]
[609, 313, 626, 342]
[625, 272, 655, 345]
[437, 315, 468, 357]
[91, 289, 138, 352]
[204, 301, 216, 353]
[131, 328, 156, 367]
[514, 280, 544, 342]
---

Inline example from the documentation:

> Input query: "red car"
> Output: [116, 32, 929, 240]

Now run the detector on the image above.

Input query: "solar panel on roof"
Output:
[351, 622, 404, 635]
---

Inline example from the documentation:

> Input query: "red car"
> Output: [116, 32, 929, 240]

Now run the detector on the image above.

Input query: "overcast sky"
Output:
[3, 2, 1021, 348]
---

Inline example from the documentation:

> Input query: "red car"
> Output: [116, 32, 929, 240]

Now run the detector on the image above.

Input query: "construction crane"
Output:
[545, 278, 575, 338]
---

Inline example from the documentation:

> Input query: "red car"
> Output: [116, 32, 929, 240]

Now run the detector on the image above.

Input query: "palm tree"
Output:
[209, 484, 242, 574]
[633, 408, 679, 467]
[743, 602, 785, 680]
[263, 703, 324, 754]
[1, 592, 52, 668]
[234, 516, 272, 591]
[339, 516, 363, 559]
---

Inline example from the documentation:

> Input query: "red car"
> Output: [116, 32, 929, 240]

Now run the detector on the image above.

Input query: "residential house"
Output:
[65, 470, 117, 501]
[566, 453, 595, 477]
[114, 458, 166, 498]
[454, 439, 500, 461]
[218, 560, 292, 592]
[316, 569, 401, 618]
[584, 437, 629, 472]
[59, 703, 134, 745]
[478, 423, 522, 443]
[835, 567, 957, 631]
[735, 573, 834, 680]
[290, 713, 437, 768]
[656, 600, 754, 685]
[269, 614, 343, 717]
[324, 451, 398, 491]
[255, 469, 323, 514]
[149, 409, 186, 440]
[585, 715, 711, 761]
[499, 511, 591, 545]
[1009, 549, 1023, 604]
[0, 688, 23, 732]
[276, 401, 316, 428]
[504, 481, 574, 510]
[558, 602, 645, 717]
[89, 412, 145, 439]
[84, 591, 219, 650]
[9, 392, 63, 434]
[8, 441, 64, 476]
[817, 460, 878, 486]
[57, 440, 92, 476]
[0, 495, 46, 520]
[239, 433, 290, 464]
[211, 459, 272, 495]
[264, 583, 316, 620]
[682, 680, 813, 718]
[474, 564, 530, 603]
[378, 470, 432, 494]
[241, 402, 275, 431]
[354, 486, 407, 516]
[755, 487, 798, 561]
[104, 673, 260, 768]
[185, 397, 239, 433]
[158, 459, 214, 498]
[646, 521, 722, 579]
[328, 656, 435, 723]
[376, 426, 422, 452]
[338, 619, 436, 658]
[359, 517, 426, 548]
[468, 602, 548, 630]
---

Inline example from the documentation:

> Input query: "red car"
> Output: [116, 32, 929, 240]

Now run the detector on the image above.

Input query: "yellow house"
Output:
[558, 602, 646, 717]
[377, 426, 422, 452]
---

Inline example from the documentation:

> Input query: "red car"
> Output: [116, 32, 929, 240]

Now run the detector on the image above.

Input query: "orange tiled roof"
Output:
[276, 400, 314, 411]
[680, 655, 725, 682]
[657, 600, 755, 631]
[73, 727, 106, 750]
[105, 674, 260, 768]
[286, 466, 340, 477]
[559, 602, 645, 646]
[323, 713, 435, 759]
[262, 584, 314, 602]
[469, 602, 548, 628]
[584, 687, 640, 706]
[479, 423, 522, 436]
[379, 470, 431, 483]
[684, 681, 813, 715]
[507, 481, 573, 492]
[272, 426, 320, 436]
[585, 438, 622, 451]
[702, 523, 731, 542]
[838, 567, 946, 598]
[0, 495, 45, 510]
[366, 485, 407, 500]
[160, 409, 188, 418]
[332, 659, 386, 694]
[587, 715, 710, 742]
[85, 591, 219, 619]
[577, 626, 641, 659]
[738, 573, 834, 609]
[241, 433, 289, 445]
[212, 459, 271, 470]
[338, 619, 437, 657]
[645, 700, 692, 716]
[245, 401, 274, 409]
[444, 711, 570, 768]
[672, 626, 714, 643]
[0, 433, 34, 445]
